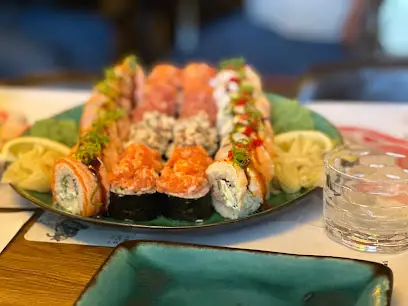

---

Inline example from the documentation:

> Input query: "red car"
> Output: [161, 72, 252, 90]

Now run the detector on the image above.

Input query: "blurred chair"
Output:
[0, 71, 100, 90]
[0, 1, 115, 79]
[298, 59, 408, 103]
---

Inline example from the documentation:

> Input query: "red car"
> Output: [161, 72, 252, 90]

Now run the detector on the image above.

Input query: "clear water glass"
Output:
[323, 144, 408, 253]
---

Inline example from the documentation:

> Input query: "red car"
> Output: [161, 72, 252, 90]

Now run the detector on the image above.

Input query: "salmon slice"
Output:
[245, 164, 266, 200]
[250, 145, 274, 187]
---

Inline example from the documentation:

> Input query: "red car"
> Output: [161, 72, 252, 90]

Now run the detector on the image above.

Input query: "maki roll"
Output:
[157, 146, 214, 221]
[109, 144, 163, 221]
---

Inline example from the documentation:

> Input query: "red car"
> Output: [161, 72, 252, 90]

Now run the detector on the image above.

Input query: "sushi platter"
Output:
[4, 56, 342, 231]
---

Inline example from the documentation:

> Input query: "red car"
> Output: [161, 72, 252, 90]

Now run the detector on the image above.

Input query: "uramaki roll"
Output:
[52, 157, 109, 217]
[206, 160, 265, 220]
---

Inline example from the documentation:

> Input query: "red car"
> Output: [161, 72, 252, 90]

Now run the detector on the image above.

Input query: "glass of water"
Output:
[323, 144, 408, 253]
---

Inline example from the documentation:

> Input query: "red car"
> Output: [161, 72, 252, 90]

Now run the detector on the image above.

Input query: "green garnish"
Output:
[74, 54, 138, 165]
[104, 68, 116, 80]
[241, 84, 254, 94]
[220, 57, 245, 70]
[125, 55, 138, 72]
[74, 108, 124, 165]
[95, 81, 119, 99]
[29, 118, 78, 147]
[244, 103, 262, 119]
[231, 141, 250, 167]
[231, 123, 246, 134]
[90, 181, 103, 206]
[92, 202, 104, 207]
[270, 97, 315, 134]
[90, 182, 99, 202]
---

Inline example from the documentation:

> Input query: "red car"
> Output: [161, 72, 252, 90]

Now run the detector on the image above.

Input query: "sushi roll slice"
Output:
[180, 63, 218, 126]
[157, 146, 214, 221]
[166, 112, 218, 158]
[109, 144, 163, 221]
[52, 157, 109, 217]
[126, 111, 175, 156]
[131, 65, 181, 122]
[206, 160, 265, 220]
[205, 58, 277, 219]
[80, 55, 144, 135]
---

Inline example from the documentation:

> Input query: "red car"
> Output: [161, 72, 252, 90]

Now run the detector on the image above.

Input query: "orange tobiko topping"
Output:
[110, 144, 163, 192]
[157, 146, 213, 194]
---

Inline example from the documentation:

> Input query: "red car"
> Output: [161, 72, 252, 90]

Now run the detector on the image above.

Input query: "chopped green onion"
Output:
[231, 145, 249, 167]
[74, 108, 124, 165]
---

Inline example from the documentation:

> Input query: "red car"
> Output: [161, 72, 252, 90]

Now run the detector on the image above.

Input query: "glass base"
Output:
[325, 220, 408, 254]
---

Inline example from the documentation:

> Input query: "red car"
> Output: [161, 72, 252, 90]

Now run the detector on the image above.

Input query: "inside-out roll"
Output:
[206, 160, 265, 219]
[52, 157, 109, 217]
[206, 57, 275, 220]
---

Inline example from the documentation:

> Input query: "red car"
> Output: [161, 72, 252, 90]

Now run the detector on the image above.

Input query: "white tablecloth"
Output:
[1, 86, 408, 305]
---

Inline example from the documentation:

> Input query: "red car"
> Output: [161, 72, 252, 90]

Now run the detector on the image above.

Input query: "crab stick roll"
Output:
[109, 144, 163, 221]
[52, 157, 109, 217]
[157, 146, 214, 221]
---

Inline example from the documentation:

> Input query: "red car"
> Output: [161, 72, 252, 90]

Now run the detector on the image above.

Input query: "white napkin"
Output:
[0, 184, 36, 209]
[0, 211, 34, 253]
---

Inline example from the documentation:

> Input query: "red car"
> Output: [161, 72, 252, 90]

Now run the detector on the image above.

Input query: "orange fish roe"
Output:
[110, 144, 163, 192]
[157, 146, 213, 195]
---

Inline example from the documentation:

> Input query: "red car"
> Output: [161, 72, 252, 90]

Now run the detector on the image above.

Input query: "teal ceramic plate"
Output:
[76, 240, 393, 306]
[12, 94, 342, 231]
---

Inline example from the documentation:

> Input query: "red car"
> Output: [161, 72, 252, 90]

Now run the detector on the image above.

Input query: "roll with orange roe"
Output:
[156, 145, 214, 221]
[108, 144, 164, 221]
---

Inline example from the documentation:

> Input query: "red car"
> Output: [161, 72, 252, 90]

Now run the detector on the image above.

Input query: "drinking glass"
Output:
[323, 144, 408, 253]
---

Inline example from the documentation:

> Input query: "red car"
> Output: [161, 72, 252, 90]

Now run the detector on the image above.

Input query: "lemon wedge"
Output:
[274, 130, 334, 155]
[0, 136, 71, 162]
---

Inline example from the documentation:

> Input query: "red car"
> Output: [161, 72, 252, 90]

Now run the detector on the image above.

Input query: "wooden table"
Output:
[0, 210, 112, 305]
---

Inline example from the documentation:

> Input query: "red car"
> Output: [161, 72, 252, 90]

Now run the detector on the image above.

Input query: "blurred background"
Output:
[1, 0, 407, 100]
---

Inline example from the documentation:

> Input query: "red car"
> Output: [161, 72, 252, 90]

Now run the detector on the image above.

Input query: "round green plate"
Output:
[12, 94, 342, 232]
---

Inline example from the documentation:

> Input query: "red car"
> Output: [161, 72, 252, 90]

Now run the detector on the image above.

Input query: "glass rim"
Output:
[324, 144, 408, 184]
